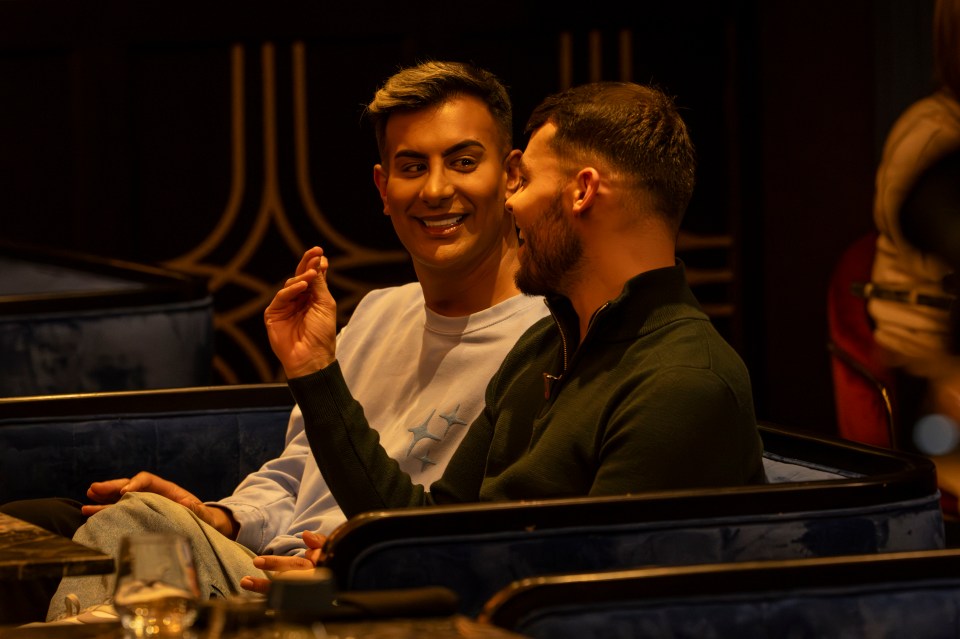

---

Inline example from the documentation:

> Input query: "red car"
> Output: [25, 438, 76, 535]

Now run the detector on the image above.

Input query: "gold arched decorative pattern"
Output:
[291, 41, 409, 312]
[163, 41, 409, 384]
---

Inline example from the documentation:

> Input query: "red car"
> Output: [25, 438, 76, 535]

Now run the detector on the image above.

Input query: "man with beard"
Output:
[265, 81, 766, 520]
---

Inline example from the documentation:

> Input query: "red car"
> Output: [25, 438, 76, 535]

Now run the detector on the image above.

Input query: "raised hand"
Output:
[264, 247, 339, 379]
[239, 530, 327, 594]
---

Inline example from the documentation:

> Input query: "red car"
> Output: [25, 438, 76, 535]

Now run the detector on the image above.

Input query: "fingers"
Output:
[120, 471, 161, 494]
[294, 247, 324, 278]
[180, 501, 237, 540]
[315, 256, 329, 282]
[124, 472, 198, 504]
[179, 498, 212, 524]
[86, 478, 131, 503]
[265, 256, 331, 326]
[304, 546, 325, 566]
[264, 279, 312, 329]
[240, 551, 322, 595]
[88, 472, 198, 509]
[239, 576, 271, 595]
[281, 256, 328, 293]
[275, 275, 313, 302]
[307, 256, 332, 301]
[301, 531, 327, 565]
[302, 530, 326, 549]
[81, 504, 111, 516]
[252, 555, 315, 572]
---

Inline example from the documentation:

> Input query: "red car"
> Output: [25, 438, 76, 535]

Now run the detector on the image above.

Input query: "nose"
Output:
[420, 168, 455, 207]
[504, 192, 515, 215]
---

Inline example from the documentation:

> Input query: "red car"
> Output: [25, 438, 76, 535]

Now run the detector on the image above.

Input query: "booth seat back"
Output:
[323, 424, 945, 616]
[0, 384, 294, 504]
[479, 549, 960, 639]
[0, 242, 214, 396]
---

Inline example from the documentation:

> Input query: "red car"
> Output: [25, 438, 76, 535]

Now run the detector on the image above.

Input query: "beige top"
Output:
[869, 89, 960, 379]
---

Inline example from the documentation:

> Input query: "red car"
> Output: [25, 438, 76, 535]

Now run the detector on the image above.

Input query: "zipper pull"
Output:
[543, 372, 561, 399]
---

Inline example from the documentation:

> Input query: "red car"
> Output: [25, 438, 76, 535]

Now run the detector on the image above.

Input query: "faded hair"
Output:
[935, 0, 960, 99]
[524, 82, 696, 230]
[366, 61, 513, 160]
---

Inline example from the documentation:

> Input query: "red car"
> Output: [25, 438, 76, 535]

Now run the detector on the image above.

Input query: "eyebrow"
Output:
[392, 139, 486, 161]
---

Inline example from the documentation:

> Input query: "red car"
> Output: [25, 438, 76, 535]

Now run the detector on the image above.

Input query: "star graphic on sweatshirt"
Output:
[415, 450, 438, 472]
[407, 410, 441, 456]
[439, 404, 468, 437]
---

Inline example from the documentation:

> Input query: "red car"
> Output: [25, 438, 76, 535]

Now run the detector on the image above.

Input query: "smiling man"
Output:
[32, 61, 549, 620]
[266, 80, 766, 521]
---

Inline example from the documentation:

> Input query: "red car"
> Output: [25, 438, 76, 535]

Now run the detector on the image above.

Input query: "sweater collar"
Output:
[545, 260, 706, 346]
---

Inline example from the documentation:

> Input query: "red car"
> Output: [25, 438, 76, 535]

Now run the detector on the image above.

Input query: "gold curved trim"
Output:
[213, 356, 240, 385]
[165, 45, 247, 271]
[207, 42, 281, 294]
[291, 41, 409, 274]
[218, 319, 275, 383]
[160, 41, 420, 383]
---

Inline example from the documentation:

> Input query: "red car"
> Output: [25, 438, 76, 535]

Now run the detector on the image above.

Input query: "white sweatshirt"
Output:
[214, 283, 548, 555]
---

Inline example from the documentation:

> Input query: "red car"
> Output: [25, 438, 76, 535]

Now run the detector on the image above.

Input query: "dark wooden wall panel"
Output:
[1, 1, 753, 388]
[4, 0, 932, 435]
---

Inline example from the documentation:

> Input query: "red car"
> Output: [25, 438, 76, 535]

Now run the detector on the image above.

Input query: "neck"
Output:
[417, 243, 522, 318]
[565, 233, 675, 343]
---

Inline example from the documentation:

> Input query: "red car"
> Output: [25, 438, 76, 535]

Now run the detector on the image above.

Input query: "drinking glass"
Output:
[112, 533, 201, 638]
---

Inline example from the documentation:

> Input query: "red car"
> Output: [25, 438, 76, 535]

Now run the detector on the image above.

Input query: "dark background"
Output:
[0, 0, 937, 435]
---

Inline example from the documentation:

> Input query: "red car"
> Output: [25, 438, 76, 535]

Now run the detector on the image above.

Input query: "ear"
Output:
[373, 164, 390, 215]
[504, 149, 523, 196]
[571, 167, 601, 217]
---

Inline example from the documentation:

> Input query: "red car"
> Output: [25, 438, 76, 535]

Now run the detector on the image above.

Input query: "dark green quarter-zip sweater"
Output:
[291, 262, 766, 519]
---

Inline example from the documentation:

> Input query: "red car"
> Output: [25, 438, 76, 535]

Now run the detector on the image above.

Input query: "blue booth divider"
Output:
[0, 383, 947, 621]
[322, 424, 945, 616]
[0, 241, 214, 397]
[0, 384, 294, 504]
[478, 548, 960, 639]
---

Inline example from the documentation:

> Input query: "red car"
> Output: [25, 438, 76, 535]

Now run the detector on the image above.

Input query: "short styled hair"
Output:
[524, 82, 696, 230]
[366, 61, 513, 160]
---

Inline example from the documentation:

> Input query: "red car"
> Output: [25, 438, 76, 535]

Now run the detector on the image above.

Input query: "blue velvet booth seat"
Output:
[0, 241, 214, 397]
[478, 549, 960, 639]
[0, 383, 294, 504]
[0, 385, 948, 622]
[322, 424, 946, 616]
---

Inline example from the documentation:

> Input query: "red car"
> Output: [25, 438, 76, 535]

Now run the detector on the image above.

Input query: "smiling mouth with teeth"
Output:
[421, 215, 464, 228]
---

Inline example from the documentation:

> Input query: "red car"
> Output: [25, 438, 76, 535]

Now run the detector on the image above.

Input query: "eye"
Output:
[399, 161, 427, 174]
[450, 156, 478, 171]
[516, 175, 528, 190]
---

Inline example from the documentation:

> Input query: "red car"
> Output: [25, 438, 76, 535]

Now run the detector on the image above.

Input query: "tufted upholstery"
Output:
[0, 243, 214, 397]
[0, 384, 294, 504]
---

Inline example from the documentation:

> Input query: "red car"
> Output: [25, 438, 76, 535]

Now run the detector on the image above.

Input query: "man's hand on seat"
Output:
[83, 471, 239, 539]
[239, 530, 327, 594]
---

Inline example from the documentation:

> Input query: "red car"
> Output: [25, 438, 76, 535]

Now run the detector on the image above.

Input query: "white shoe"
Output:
[20, 595, 119, 627]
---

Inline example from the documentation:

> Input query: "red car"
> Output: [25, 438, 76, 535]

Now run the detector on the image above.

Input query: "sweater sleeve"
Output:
[290, 361, 498, 516]
[212, 407, 307, 553]
[289, 363, 428, 517]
